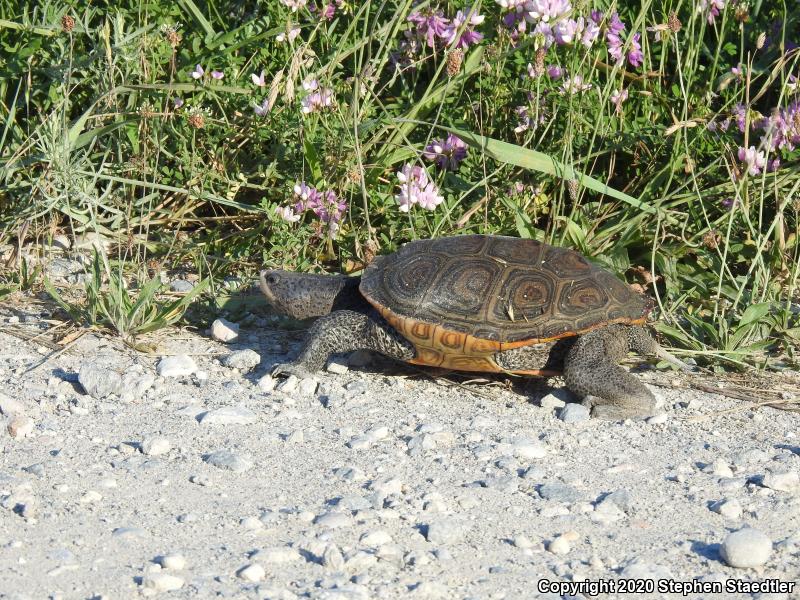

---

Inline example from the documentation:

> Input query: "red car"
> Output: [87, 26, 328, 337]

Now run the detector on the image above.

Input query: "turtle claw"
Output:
[271, 362, 313, 380]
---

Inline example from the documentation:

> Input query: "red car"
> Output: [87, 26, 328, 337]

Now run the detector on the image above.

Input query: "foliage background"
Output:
[0, 0, 798, 366]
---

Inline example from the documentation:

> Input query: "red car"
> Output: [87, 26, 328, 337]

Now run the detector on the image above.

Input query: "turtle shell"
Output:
[359, 235, 648, 373]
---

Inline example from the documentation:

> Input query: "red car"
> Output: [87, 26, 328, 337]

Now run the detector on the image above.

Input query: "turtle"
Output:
[259, 234, 690, 419]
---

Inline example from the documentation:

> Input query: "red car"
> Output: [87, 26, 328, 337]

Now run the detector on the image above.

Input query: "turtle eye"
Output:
[266, 274, 279, 285]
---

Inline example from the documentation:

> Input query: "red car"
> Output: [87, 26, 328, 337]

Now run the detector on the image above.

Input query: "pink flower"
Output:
[559, 74, 592, 94]
[553, 18, 580, 45]
[277, 24, 301, 42]
[514, 106, 531, 133]
[627, 33, 643, 67]
[737, 146, 766, 176]
[275, 205, 301, 222]
[546, 65, 563, 79]
[281, 0, 308, 11]
[190, 64, 204, 79]
[252, 71, 266, 87]
[610, 88, 628, 113]
[523, 0, 572, 23]
[173, 97, 184, 109]
[301, 87, 334, 113]
[446, 7, 485, 49]
[395, 165, 443, 212]
[211, 70, 224, 80]
[254, 98, 270, 116]
[422, 134, 468, 170]
[408, 9, 452, 48]
[698, 0, 725, 25]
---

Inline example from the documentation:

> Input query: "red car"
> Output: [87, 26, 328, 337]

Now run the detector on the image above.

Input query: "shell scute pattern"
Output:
[360, 235, 647, 370]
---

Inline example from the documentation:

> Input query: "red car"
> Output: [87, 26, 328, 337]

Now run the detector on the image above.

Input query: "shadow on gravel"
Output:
[690, 540, 722, 562]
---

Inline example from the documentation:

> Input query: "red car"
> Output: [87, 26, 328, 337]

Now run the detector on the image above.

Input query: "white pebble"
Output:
[211, 318, 239, 343]
[254, 546, 300, 563]
[142, 572, 184, 592]
[721, 527, 772, 568]
[80, 490, 102, 504]
[199, 406, 256, 425]
[240, 516, 263, 531]
[360, 530, 393, 547]
[277, 375, 299, 393]
[156, 355, 197, 378]
[141, 437, 172, 456]
[298, 378, 318, 396]
[159, 553, 186, 570]
[257, 374, 277, 392]
[711, 498, 743, 520]
[237, 563, 265, 582]
[548, 535, 572, 555]
[7, 416, 34, 439]
[762, 470, 799, 492]
[326, 360, 349, 374]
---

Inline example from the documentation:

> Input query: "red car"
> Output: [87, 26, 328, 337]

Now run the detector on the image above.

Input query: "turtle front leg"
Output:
[563, 325, 657, 420]
[272, 309, 415, 378]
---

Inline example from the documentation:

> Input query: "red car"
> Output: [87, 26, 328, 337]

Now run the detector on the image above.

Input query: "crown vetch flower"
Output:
[446, 7, 485, 49]
[190, 64, 204, 79]
[395, 164, 443, 211]
[408, 8, 452, 48]
[422, 134, 468, 170]
[737, 146, 766, 176]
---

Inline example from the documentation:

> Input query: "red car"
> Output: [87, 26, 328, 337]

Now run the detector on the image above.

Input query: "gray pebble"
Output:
[204, 449, 253, 473]
[170, 279, 195, 293]
[221, 349, 261, 372]
[78, 362, 122, 399]
[538, 483, 582, 503]
[425, 518, 468, 544]
[620, 558, 673, 580]
[558, 403, 590, 422]
[344, 380, 367, 395]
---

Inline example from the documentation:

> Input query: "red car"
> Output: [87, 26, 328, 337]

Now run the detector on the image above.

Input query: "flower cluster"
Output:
[605, 12, 643, 67]
[737, 146, 766, 176]
[190, 65, 224, 80]
[698, 0, 726, 25]
[422, 134, 468, 170]
[300, 79, 335, 114]
[275, 182, 347, 238]
[395, 165, 444, 211]
[315, 0, 344, 20]
[406, 5, 484, 50]
[281, 0, 308, 11]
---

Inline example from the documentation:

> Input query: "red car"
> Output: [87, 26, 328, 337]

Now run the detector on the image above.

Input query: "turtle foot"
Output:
[271, 361, 314, 380]
[581, 395, 656, 421]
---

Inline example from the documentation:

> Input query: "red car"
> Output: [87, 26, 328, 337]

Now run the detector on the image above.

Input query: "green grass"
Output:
[0, 0, 798, 366]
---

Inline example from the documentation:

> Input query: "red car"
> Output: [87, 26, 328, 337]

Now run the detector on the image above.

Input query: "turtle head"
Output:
[259, 270, 360, 319]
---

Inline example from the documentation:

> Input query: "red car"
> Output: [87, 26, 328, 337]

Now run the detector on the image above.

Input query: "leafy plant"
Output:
[44, 250, 209, 343]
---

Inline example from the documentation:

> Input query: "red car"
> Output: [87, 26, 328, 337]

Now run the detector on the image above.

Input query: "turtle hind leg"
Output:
[563, 325, 657, 420]
[272, 309, 415, 378]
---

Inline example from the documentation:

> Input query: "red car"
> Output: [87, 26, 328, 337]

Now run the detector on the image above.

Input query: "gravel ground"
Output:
[1, 306, 799, 600]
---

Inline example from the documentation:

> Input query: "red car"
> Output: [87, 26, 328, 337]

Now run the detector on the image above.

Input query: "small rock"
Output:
[315, 512, 352, 529]
[7, 416, 34, 439]
[705, 459, 734, 479]
[512, 439, 547, 460]
[199, 406, 257, 425]
[240, 516, 263, 531]
[159, 553, 186, 570]
[142, 572, 184, 592]
[298, 378, 318, 396]
[548, 534, 572, 555]
[0, 393, 25, 417]
[538, 483, 582, 504]
[170, 279, 195, 293]
[539, 393, 566, 410]
[222, 349, 261, 372]
[257, 374, 277, 392]
[141, 437, 172, 456]
[762, 470, 800, 493]
[204, 449, 252, 473]
[237, 563, 265, 582]
[360, 530, 392, 547]
[425, 518, 467, 544]
[211, 318, 239, 343]
[254, 546, 301, 564]
[120, 371, 155, 402]
[286, 429, 304, 443]
[78, 362, 122, 398]
[647, 413, 669, 425]
[326, 360, 349, 375]
[323, 545, 345, 570]
[157, 355, 197, 378]
[512, 535, 535, 549]
[277, 375, 299, 393]
[558, 403, 590, 422]
[721, 527, 772, 568]
[711, 498, 743, 520]
[344, 380, 367, 395]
